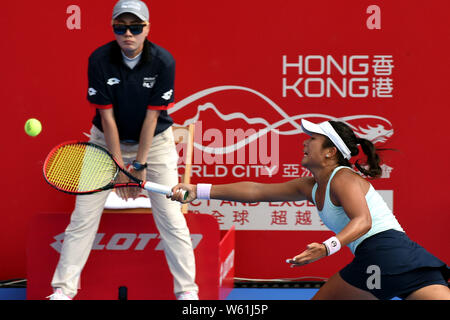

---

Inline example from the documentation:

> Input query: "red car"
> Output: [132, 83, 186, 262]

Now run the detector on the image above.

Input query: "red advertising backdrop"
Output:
[2, 0, 449, 284]
[27, 213, 234, 300]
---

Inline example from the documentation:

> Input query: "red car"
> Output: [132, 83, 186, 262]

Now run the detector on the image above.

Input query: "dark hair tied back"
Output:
[354, 138, 381, 178]
[323, 121, 382, 178]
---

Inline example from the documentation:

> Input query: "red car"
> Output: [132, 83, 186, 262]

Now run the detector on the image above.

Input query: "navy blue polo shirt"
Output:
[87, 39, 174, 141]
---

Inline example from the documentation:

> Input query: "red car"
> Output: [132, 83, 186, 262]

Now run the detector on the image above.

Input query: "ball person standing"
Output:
[49, 0, 198, 300]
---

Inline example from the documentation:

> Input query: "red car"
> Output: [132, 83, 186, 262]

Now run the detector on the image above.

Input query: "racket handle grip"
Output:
[142, 181, 188, 200]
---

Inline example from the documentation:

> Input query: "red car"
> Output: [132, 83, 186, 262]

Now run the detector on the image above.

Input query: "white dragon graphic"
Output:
[169, 85, 393, 154]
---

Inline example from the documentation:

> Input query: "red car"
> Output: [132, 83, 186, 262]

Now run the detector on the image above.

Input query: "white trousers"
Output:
[51, 126, 198, 298]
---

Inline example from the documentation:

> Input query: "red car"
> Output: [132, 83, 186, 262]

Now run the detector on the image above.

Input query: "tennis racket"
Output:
[43, 141, 187, 199]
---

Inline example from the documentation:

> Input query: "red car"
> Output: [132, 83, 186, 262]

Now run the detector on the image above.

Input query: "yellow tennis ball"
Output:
[25, 118, 42, 137]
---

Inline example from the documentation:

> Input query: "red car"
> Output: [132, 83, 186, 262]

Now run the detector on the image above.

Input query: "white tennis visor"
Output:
[301, 119, 352, 160]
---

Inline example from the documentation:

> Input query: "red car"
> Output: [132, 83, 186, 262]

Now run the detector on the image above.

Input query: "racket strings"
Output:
[45, 143, 117, 193]
[79, 145, 116, 191]
[45, 144, 84, 191]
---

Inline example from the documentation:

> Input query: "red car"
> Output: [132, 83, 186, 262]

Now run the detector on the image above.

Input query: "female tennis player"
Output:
[170, 119, 450, 300]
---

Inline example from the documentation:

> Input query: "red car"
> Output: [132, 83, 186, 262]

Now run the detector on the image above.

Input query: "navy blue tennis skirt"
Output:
[339, 229, 449, 300]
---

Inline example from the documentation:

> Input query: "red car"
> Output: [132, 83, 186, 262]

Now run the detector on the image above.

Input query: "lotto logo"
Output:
[50, 232, 203, 253]
[162, 89, 173, 100]
[88, 87, 97, 96]
[107, 78, 121, 86]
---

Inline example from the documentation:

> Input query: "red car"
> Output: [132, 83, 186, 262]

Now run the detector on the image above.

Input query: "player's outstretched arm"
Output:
[171, 177, 315, 204]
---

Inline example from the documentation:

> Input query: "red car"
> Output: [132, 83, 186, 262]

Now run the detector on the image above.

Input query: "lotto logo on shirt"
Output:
[107, 77, 121, 86]
[88, 87, 97, 96]
[162, 89, 173, 100]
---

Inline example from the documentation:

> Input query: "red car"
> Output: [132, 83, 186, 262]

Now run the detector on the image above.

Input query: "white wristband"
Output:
[196, 183, 212, 200]
[323, 236, 341, 256]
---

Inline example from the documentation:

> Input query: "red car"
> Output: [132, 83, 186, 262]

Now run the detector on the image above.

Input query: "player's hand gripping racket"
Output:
[43, 141, 188, 199]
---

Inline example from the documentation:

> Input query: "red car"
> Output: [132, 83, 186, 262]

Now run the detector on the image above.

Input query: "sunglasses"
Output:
[113, 24, 147, 35]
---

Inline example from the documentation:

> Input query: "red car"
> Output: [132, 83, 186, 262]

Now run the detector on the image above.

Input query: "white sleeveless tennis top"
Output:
[312, 166, 404, 254]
